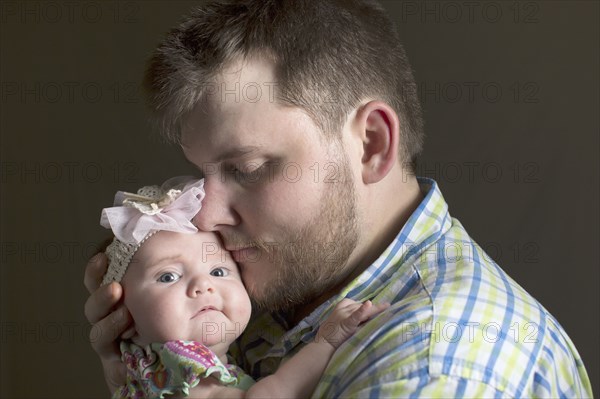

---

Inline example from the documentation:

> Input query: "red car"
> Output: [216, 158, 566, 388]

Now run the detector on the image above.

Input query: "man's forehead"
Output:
[219, 55, 277, 84]
[180, 107, 262, 156]
[181, 61, 281, 147]
[180, 107, 268, 167]
[202, 56, 279, 106]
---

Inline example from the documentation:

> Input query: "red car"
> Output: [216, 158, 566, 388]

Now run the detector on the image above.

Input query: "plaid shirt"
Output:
[230, 178, 592, 398]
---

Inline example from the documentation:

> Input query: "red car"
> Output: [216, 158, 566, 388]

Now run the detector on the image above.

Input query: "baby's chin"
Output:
[129, 331, 180, 347]
[131, 332, 237, 358]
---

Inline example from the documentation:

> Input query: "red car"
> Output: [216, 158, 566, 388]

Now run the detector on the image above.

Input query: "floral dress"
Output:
[114, 340, 255, 398]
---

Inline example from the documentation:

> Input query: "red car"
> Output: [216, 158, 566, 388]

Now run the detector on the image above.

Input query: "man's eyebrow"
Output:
[214, 146, 261, 162]
[185, 146, 263, 175]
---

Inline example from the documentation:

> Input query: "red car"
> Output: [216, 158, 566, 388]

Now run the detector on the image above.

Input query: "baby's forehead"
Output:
[154, 230, 224, 246]
[134, 230, 229, 262]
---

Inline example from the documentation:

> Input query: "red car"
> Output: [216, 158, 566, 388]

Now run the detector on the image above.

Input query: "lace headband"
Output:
[100, 176, 205, 285]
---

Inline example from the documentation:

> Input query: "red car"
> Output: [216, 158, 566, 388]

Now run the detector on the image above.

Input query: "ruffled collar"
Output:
[115, 340, 242, 398]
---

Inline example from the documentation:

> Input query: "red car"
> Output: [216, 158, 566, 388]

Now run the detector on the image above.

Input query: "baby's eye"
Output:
[210, 267, 229, 277]
[157, 272, 181, 283]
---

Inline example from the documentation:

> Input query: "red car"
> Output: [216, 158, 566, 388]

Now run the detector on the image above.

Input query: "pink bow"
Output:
[100, 177, 205, 244]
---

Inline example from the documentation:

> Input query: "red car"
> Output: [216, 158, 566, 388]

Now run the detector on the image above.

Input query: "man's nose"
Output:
[193, 177, 240, 231]
[187, 275, 214, 297]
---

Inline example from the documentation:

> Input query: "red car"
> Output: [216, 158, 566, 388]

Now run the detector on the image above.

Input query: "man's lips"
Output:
[190, 306, 218, 319]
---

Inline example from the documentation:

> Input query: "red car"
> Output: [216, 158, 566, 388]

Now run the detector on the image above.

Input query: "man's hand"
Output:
[83, 252, 133, 393]
[315, 299, 390, 349]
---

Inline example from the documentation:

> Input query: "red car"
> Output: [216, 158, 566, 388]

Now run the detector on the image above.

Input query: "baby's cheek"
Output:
[123, 292, 146, 325]
[135, 304, 174, 343]
[236, 294, 252, 327]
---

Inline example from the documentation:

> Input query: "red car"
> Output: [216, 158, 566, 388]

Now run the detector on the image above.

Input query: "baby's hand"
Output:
[315, 298, 390, 349]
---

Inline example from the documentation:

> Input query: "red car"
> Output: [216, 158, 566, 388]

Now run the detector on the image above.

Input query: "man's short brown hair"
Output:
[144, 0, 424, 168]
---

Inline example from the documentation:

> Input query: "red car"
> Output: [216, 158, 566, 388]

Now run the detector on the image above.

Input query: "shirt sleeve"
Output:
[341, 375, 502, 398]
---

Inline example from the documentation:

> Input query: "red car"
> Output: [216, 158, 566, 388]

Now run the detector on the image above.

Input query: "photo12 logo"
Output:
[397, 1, 540, 24]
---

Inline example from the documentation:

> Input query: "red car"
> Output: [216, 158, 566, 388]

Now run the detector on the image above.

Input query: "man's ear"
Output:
[355, 101, 400, 184]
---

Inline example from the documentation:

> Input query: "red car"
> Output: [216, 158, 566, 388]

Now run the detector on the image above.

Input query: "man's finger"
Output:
[84, 252, 108, 293]
[84, 282, 122, 324]
[103, 359, 127, 394]
[120, 325, 136, 340]
[89, 305, 132, 355]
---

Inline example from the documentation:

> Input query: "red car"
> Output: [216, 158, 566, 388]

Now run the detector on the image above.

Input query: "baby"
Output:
[100, 177, 388, 398]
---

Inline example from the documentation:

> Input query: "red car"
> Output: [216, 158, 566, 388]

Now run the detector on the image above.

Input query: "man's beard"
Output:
[248, 154, 359, 312]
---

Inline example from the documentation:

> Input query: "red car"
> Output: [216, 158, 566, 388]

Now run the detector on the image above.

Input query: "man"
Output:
[84, 0, 592, 397]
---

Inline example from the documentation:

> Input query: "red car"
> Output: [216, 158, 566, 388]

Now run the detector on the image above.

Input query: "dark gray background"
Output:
[1, 1, 598, 397]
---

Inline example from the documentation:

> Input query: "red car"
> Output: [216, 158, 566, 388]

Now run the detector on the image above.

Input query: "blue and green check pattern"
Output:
[231, 178, 592, 398]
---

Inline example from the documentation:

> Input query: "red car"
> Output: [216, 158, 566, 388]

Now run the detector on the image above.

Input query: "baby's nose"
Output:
[187, 275, 214, 296]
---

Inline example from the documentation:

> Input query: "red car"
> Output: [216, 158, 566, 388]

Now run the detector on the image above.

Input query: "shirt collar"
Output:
[343, 177, 452, 299]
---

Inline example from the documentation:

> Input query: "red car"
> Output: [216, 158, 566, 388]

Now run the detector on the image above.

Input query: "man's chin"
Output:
[238, 261, 259, 287]
[247, 277, 317, 313]
[239, 265, 270, 304]
[243, 272, 289, 312]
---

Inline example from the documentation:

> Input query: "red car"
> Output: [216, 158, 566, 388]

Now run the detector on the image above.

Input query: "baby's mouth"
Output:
[191, 306, 218, 319]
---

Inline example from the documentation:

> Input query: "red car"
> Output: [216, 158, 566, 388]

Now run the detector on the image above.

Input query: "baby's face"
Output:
[121, 230, 252, 357]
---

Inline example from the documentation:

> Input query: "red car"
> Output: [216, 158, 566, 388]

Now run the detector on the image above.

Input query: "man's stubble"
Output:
[249, 152, 360, 312]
